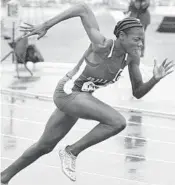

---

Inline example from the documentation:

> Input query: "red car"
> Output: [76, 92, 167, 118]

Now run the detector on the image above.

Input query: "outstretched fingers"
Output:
[23, 22, 34, 27]
[164, 61, 174, 76]
[161, 58, 168, 67]
[164, 60, 174, 70]
[21, 32, 36, 39]
[20, 26, 33, 30]
[165, 69, 174, 77]
[20, 22, 35, 34]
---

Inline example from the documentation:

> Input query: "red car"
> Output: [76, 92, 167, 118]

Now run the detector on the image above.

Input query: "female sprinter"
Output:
[1, 2, 174, 183]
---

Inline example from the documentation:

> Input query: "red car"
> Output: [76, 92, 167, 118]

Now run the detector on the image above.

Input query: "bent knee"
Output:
[109, 115, 126, 133]
[37, 143, 55, 155]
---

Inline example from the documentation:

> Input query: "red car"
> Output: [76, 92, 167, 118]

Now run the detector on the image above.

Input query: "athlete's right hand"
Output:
[20, 22, 48, 40]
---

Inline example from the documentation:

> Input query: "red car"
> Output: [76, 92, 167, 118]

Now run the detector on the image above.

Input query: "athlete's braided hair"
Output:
[114, 17, 143, 38]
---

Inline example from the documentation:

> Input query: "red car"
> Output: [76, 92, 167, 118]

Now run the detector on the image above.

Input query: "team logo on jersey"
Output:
[81, 69, 123, 92]
[86, 77, 108, 84]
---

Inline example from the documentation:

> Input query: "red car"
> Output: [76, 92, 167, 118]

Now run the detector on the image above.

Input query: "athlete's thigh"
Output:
[63, 92, 124, 123]
[38, 108, 78, 145]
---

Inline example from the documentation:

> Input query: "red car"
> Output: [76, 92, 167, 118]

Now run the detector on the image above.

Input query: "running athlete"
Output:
[1, 3, 174, 184]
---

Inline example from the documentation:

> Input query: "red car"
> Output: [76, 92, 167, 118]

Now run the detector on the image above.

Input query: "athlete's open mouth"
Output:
[133, 48, 142, 57]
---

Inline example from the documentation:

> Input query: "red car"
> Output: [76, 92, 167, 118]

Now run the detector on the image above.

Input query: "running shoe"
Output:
[59, 147, 77, 181]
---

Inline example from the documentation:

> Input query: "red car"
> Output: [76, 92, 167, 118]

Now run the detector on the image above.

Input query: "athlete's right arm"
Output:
[46, 3, 106, 45]
[23, 3, 106, 46]
[50, 3, 105, 44]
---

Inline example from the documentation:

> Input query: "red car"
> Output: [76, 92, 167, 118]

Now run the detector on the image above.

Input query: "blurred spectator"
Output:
[125, 0, 151, 57]
[126, 0, 150, 31]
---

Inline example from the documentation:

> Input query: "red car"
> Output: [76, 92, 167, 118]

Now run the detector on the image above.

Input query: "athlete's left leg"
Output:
[1, 108, 78, 184]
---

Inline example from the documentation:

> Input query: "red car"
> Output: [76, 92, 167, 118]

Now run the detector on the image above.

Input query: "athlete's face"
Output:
[120, 27, 144, 57]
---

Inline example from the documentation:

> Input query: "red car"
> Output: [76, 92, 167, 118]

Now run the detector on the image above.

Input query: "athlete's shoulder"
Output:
[91, 38, 113, 52]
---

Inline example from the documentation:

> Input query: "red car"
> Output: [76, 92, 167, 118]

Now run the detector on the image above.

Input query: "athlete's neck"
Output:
[113, 39, 126, 57]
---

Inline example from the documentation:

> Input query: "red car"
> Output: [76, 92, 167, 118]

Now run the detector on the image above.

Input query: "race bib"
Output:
[81, 81, 97, 92]
[81, 69, 123, 92]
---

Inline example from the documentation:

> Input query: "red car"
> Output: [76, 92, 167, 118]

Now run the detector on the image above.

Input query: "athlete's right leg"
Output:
[1, 108, 78, 184]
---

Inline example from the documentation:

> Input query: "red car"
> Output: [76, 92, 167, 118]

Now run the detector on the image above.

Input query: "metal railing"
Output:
[1, 88, 175, 119]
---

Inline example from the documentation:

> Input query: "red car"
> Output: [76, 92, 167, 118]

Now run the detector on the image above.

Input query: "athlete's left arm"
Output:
[128, 57, 174, 99]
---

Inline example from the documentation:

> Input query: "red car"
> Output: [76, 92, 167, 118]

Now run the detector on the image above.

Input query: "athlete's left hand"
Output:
[153, 59, 174, 80]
